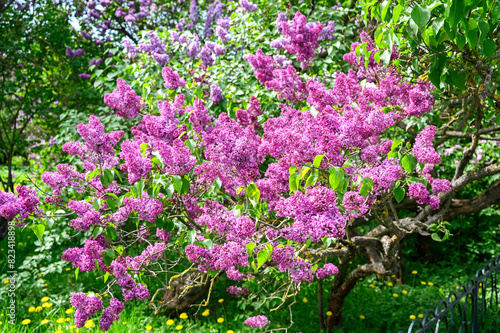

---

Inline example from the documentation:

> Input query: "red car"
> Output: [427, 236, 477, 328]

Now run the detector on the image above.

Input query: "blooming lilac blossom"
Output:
[246, 49, 275, 84]
[265, 65, 307, 101]
[99, 298, 124, 331]
[210, 84, 223, 104]
[81, 31, 91, 39]
[226, 286, 249, 297]
[0, 186, 40, 225]
[188, 98, 214, 134]
[275, 11, 287, 31]
[205, 41, 225, 56]
[412, 126, 441, 164]
[408, 182, 439, 209]
[316, 263, 339, 279]
[236, 95, 262, 130]
[63, 235, 109, 271]
[62, 115, 124, 171]
[270, 36, 290, 50]
[198, 45, 214, 67]
[120, 140, 152, 183]
[432, 178, 452, 194]
[123, 39, 139, 58]
[162, 67, 186, 89]
[78, 73, 91, 80]
[195, 113, 262, 195]
[226, 267, 246, 281]
[139, 31, 169, 66]
[244, 315, 270, 328]
[89, 58, 103, 67]
[279, 11, 323, 67]
[104, 78, 144, 118]
[71, 293, 104, 328]
[239, 0, 257, 12]
[156, 228, 171, 242]
[276, 187, 345, 242]
[318, 21, 336, 41]
[42, 164, 85, 195]
[189, 0, 198, 24]
[123, 195, 163, 222]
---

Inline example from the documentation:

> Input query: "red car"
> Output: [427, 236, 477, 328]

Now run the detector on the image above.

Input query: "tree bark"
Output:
[160, 270, 212, 313]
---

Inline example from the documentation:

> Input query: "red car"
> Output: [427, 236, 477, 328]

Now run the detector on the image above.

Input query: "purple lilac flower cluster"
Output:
[99, 298, 125, 331]
[226, 285, 249, 297]
[61, 115, 124, 172]
[71, 293, 104, 328]
[279, 11, 323, 67]
[244, 315, 270, 328]
[138, 31, 169, 65]
[195, 113, 263, 195]
[275, 186, 345, 242]
[0, 186, 40, 226]
[62, 235, 110, 272]
[104, 78, 145, 118]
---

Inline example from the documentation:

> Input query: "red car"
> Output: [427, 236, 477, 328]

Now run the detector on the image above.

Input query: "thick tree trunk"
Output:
[160, 270, 212, 313]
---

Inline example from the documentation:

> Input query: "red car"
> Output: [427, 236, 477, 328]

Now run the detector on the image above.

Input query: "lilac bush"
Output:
[1, 3, 484, 332]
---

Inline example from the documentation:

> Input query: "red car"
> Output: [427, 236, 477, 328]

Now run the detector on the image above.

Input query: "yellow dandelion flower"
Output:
[421, 281, 426, 285]
[478, 288, 482, 293]
[44, 283, 48, 287]
[123, 322, 127, 325]
[412, 270, 418, 274]
[103, 293, 108, 297]
[146, 325, 152, 331]
[38, 274, 42, 277]
[41, 297, 50, 302]
[402, 290, 408, 295]
[28, 307, 36, 312]
[22, 319, 31, 325]
[179, 312, 188, 319]
[57, 318, 64, 324]
[393, 293, 399, 298]
[41, 319, 50, 324]
[18, 242, 22, 246]
[176, 325, 183, 330]
[359, 315, 365, 320]
[202, 309, 210, 316]
[227, 331, 235, 333]
[218, 299, 224, 303]
[66, 268, 71, 271]
[84, 319, 94, 328]
[302, 297, 308, 303]
[388, 282, 393, 286]
[42, 302, 53, 308]
[369, 284, 375, 288]
[276, 324, 281, 328]
[3, 279, 9, 284]
[418, 314, 424, 319]
[167, 319, 174, 326]
[410, 315, 416, 320]
[217, 317, 224, 323]
[66, 317, 71, 322]
[326, 311, 332, 316]
[428, 282, 434, 286]
[66, 308, 74, 314]
[55, 330, 63, 333]
[36, 306, 43, 311]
